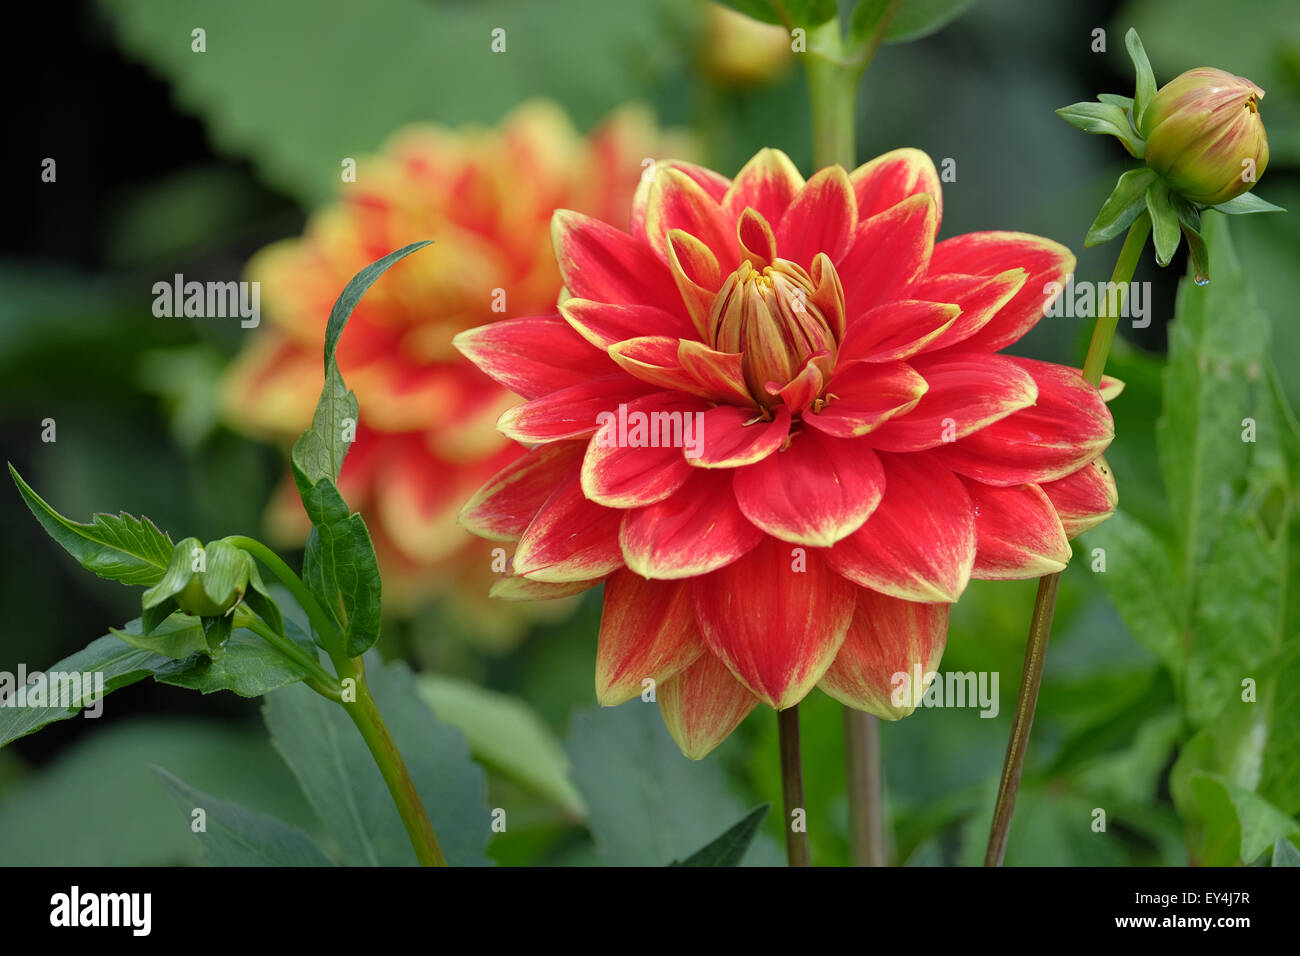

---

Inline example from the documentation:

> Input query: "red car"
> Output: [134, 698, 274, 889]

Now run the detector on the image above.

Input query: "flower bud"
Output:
[1142, 68, 1269, 205]
[144, 537, 250, 620]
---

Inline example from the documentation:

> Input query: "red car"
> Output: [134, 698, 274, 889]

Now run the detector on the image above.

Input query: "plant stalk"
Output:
[844, 707, 886, 865]
[778, 705, 810, 866]
[984, 214, 1151, 866]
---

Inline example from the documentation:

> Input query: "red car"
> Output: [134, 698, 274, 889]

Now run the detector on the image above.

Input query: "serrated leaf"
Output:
[0, 633, 163, 748]
[884, 0, 977, 43]
[1145, 178, 1181, 265]
[1085, 169, 1155, 246]
[417, 674, 585, 817]
[263, 658, 492, 866]
[1125, 29, 1157, 132]
[111, 614, 208, 661]
[670, 805, 770, 866]
[155, 768, 336, 866]
[9, 463, 173, 587]
[1211, 192, 1287, 215]
[299, 478, 381, 656]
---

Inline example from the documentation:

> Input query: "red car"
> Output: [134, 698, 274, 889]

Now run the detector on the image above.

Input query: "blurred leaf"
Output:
[136, 345, 226, 451]
[884, 0, 978, 43]
[97, 0, 688, 207]
[9, 463, 173, 587]
[1274, 836, 1300, 866]
[417, 674, 586, 817]
[1189, 772, 1300, 865]
[0, 719, 317, 865]
[1088, 512, 1181, 676]
[566, 703, 781, 866]
[670, 804, 770, 866]
[264, 658, 492, 866]
[156, 768, 336, 866]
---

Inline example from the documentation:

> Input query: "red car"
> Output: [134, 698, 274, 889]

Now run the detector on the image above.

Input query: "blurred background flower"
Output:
[220, 102, 688, 647]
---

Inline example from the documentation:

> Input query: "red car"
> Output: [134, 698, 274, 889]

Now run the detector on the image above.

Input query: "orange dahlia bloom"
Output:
[456, 147, 1119, 756]
[221, 103, 686, 640]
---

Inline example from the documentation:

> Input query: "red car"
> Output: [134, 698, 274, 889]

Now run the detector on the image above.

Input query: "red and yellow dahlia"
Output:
[455, 147, 1118, 755]
[221, 102, 685, 642]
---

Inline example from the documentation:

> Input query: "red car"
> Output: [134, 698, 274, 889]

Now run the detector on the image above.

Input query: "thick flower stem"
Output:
[844, 707, 886, 865]
[984, 214, 1151, 866]
[778, 706, 810, 866]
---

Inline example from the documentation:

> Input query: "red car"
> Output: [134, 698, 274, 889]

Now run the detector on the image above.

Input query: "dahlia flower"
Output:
[221, 102, 685, 641]
[456, 148, 1117, 756]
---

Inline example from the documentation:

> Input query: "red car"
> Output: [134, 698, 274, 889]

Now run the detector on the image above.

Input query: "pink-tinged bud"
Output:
[1142, 67, 1269, 205]
[709, 253, 845, 408]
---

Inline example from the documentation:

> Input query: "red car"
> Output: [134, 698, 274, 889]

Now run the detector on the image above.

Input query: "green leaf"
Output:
[566, 703, 782, 866]
[884, 0, 978, 43]
[716, 1, 783, 25]
[1125, 29, 1157, 133]
[1211, 192, 1287, 215]
[0, 720, 317, 865]
[849, 0, 892, 45]
[1089, 511, 1182, 676]
[263, 659, 492, 867]
[151, 616, 319, 698]
[1145, 178, 1181, 265]
[0, 633, 161, 748]
[111, 614, 208, 661]
[1098, 92, 1135, 111]
[1273, 836, 1300, 866]
[1055, 102, 1144, 156]
[417, 674, 585, 817]
[1085, 169, 1155, 246]
[155, 768, 336, 866]
[298, 479, 382, 656]
[242, 559, 284, 638]
[670, 805, 770, 866]
[9, 463, 173, 587]
[1189, 772, 1300, 865]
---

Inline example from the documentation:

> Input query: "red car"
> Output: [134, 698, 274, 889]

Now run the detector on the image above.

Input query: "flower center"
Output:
[708, 254, 846, 410]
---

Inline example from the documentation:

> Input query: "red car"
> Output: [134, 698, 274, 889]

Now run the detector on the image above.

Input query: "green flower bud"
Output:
[1142, 68, 1269, 205]
[143, 537, 250, 621]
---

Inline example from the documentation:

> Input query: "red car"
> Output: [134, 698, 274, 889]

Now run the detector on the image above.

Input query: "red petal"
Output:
[644, 167, 739, 269]
[631, 160, 732, 237]
[490, 574, 602, 601]
[513, 471, 624, 582]
[962, 478, 1072, 579]
[838, 300, 961, 364]
[908, 270, 1027, 352]
[595, 572, 706, 705]
[733, 427, 885, 546]
[658, 652, 761, 759]
[926, 232, 1074, 352]
[552, 210, 679, 311]
[819, 590, 949, 719]
[692, 536, 856, 709]
[826, 452, 975, 603]
[931, 358, 1113, 485]
[667, 229, 724, 338]
[560, 298, 695, 350]
[498, 375, 656, 443]
[804, 360, 928, 438]
[619, 469, 764, 579]
[453, 316, 614, 399]
[866, 353, 1038, 452]
[849, 148, 943, 223]
[722, 148, 804, 224]
[837, 193, 939, 313]
[460, 441, 585, 541]
[581, 393, 705, 507]
[1040, 457, 1117, 538]
[690, 404, 791, 468]
[678, 340, 754, 407]
[767, 356, 824, 412]
[776, 165, 858, 266]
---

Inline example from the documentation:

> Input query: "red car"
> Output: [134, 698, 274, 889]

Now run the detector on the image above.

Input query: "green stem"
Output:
[778, 705, 810, 866]
[234, 609, 342, 697]
[985, 214, 1151, 866]
[225, 535, 345, 651]
[333, 654, 447, 867]
[844, 707, 886, 865]
[804, 21, 859, 171]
